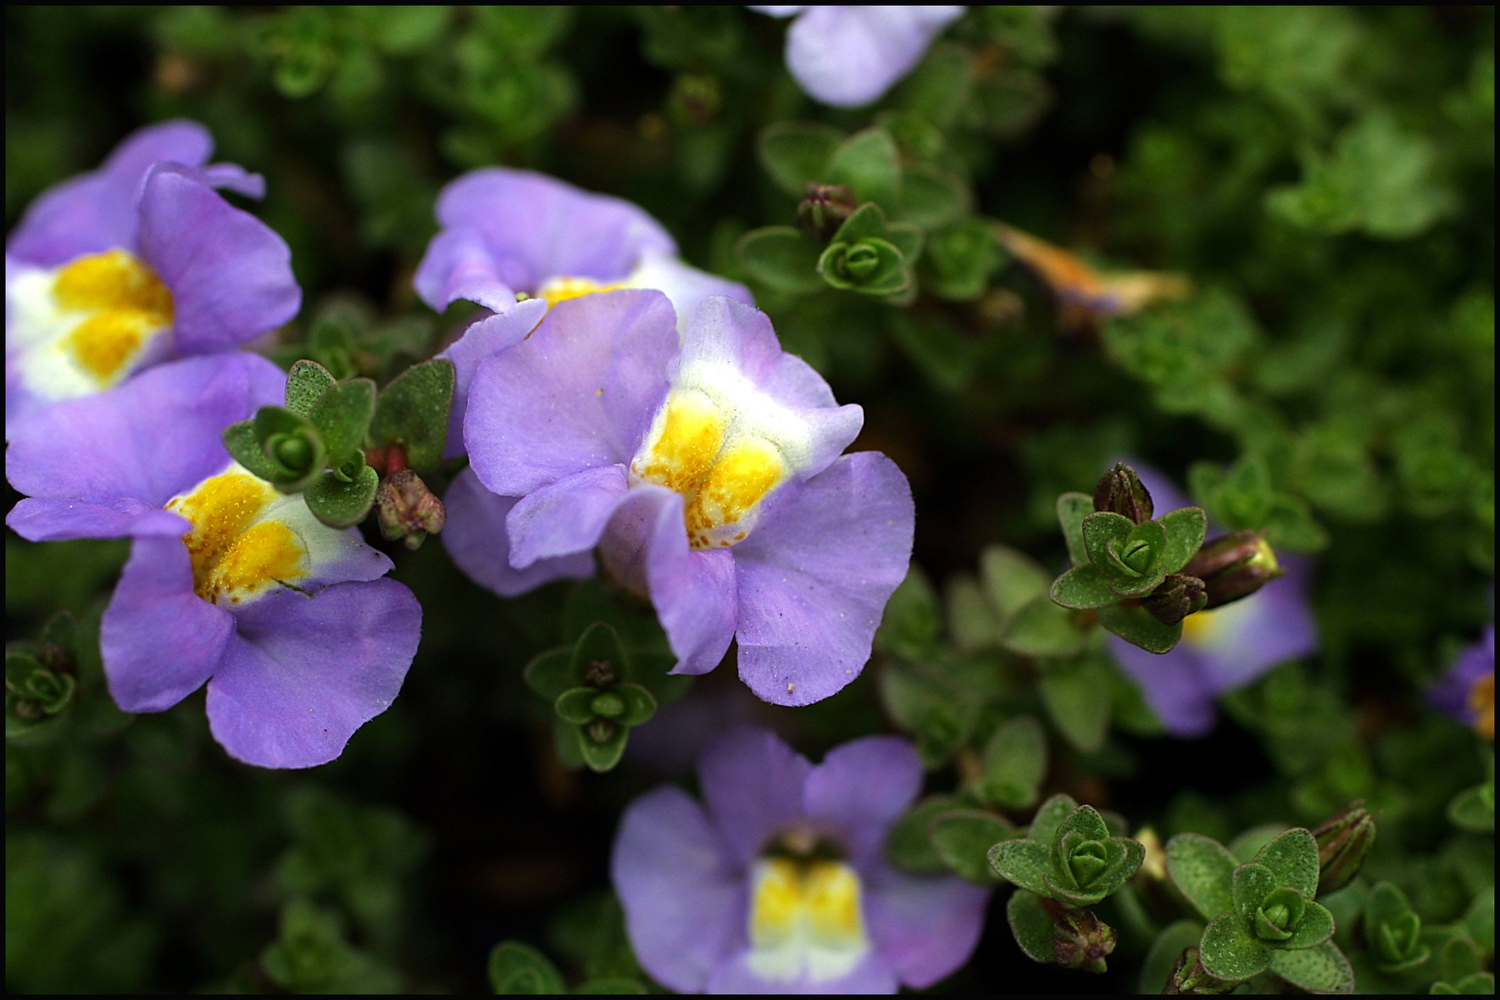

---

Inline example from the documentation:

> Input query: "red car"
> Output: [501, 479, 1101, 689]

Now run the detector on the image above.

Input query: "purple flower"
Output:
[6, 353, 421, 768]
[414, 167, 752, 457]
[612, 727, 989, 993]
[6, 120, 301, 438]
[1430, 626, 1495, 740]
[1106, 463, 1319, 738]
[749, 7, 966, 108]
[449, 291, 914, 706]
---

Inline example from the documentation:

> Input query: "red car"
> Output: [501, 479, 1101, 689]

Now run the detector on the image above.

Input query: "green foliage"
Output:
[989, 797, 1145, 907]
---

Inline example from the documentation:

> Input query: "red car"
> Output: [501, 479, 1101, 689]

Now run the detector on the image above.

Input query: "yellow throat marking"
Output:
[52, 249, 174, 383]
[535, 275, 626, 309]
[748, 857, 868, 982]
[631, 390, 789, 550]
[166, 470, 308, 605]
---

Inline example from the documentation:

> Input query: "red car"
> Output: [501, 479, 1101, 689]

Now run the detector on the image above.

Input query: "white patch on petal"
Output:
[1180, 594, 1261, 654]
[746, 858, 870, 984]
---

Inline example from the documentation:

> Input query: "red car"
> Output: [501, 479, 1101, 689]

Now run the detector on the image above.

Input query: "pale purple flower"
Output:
[612, 727, 989, 993]
[1430, 625, 1494, 735]
[6, 353, 421, 768]
[414, 167, 752, 457]
[449, 291, 914, 706]
[6, 120, 300, 438]
[749, 6, 966, 108]
[1106, 463, 1319, 738]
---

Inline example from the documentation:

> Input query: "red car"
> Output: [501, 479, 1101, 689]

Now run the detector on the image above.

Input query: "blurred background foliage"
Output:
[5, 5, 1493, 993]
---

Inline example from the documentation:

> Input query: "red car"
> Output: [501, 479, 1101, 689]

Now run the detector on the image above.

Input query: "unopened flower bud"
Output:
[1311, 800, 1376, 895]
[1165, 947, 1236, 995]
[1053, 908, 1117, 974]
[1093, 463, 1154, 524]
[374, 470, 446, 550]
[1145, 574, 1209, 626]
[1182, 531, 1284, 609]
[797, 183, 858, 242]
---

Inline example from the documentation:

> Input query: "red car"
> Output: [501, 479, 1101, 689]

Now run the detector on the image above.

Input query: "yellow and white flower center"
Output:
[1180, 595, 1258, 651]
[8, 249, 174, 401]
[535, 275, 626, 309]
[629, 362, 815, 550]
[164, 464, 337, 606]
[746, 857, 870, 984]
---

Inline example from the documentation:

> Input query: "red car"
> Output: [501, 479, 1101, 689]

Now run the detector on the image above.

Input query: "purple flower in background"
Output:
[449, 291, 914, 706]
[1430, 626, 1495, 740]
[1107, 464, 1319, 738]
[612, 728, 989, 993]
[6, 120, 301, 438]
[6, 354, 421, 768]
[415, 167, 752, 457]
[749, 6, 966, 108]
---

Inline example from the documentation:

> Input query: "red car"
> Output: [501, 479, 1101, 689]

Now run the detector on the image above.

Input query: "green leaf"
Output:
[1104, 520, 1170, 596]
[928, 809, 1017, 884]
[571, 623, 629, 686]
[979, 716, 1047, 809]
[554, 688, 598, 726]
[1231, 863, 1280, 922]
[1038, 654, 1112, 752]
[524, 649, 576, 701]
[1447, 784, 1495, 833]
[1430, 973, 1497, 994]
[1098, 604, 1182, 654]
[1029, 794, 1081, 844]
[987, 838, 1053, 896]
[1139, 920, 1208, 993]
[825, 128, 901, 209]
[285, 359, 336, 417]
[898, 163, 971, 229]
[1050, 565, 1119, 611]
[1464, 886, 1493, 956]
[1166, 833, 1239, 920]
[817, 237, 909, 295]
[1057, 492, 1094, 567]
[884, 222, 924, 263]
[573, 978, 647, 995]
[1283, 900, 1334, 950]
[611, 683, 657, 728]
[1157, 507, 1208, 574]
[1200, 912, 1273, 981]
[921, 218, 1000, 300]
[757, 121, 843, 196]
[370, 359, 455, 474]
[1007, 889, 1059, 964]
[736, 226, 826, 295]
[1268, 940, 1354, 994]
[1439, 934, 1483, 983]
[1054, 804, 1112, 845]
[1251, 829, 1320, 900]
[303, 466, 380, 528]
[309, 378, 377, 468]
[575, 722, 629, 773]
[252, 406, 328, 492]
[1001, 596, 1088, 658]
[830, 202, 891, 245]
[980, 546, 1051, 619]
[222, 420, 283, 482]
[887, 795, 963, 874]
[488, 940, 566, 994]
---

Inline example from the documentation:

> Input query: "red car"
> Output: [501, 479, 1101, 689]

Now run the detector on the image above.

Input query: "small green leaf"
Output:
[1054, 804, 1112, 845]
[488, 940, 565, 994]
[1200, 912, 1273, 981]
[1464, 886, 1493, 956]
[1029, 793, 1081, 844]
[897, 163, 971, 229]
[575, 722, 629, 773]
[825, 127, 901, 209]
[817, 237, 909, 295]
[980, 546, 1051, 619]
[370, 359, 456, 474]
[887, 795, 963, 874]
[303, 466, 379, 528]
[884, 222, 923, 263]
[979, 716, 1047, 809]
[1007, 889, 1059, 964]
[1057, 492, 1094, 567]
[309, 378, 377, 467]
[1439, 934, 1483, 983]
[571, 623, 629, 686]
[1281, 899, 1334, 950]
[988, 838, 1053, 896]
[1157, 507, 1208, 574]
[285, 359, 337, 417]
[524, 649, 576, 701]
[1098, 604, 1182, 653]
[736, 226, 826, 295]
[1038, 654, 1112, 752]
[612, 683, 657, 728]
[573, 978, 647, 995]
[1001, 595, 1089, 658]
[1251, 829, 1320, 900]
[554, 688, 599, 726]
[1139, 920, 1208, 993]
[252, 406, 328, 492]
[1050, 565, 1119, 611]
[757, 121, 844, 196]
[1267, 940, 1354, 994]
[1166, 833, 1238, 920]
[1231, 863, 1280, 922]
[1081, 511, 1136, 572]
[1101, 520, 1169, 596]
[928, 809, 1017, 884]
[222, 420, 283, 482]
[1447, 784, 1495, 833]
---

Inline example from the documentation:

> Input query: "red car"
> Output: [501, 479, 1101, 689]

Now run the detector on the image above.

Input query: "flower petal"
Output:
[733, 453, 914, 706]
[1108, 637, 1218, 738]
[7, 120, 213, 266]
[803, 737, 922, 869]
[433, 168, 677, 290]
[466, 289, 678, 495]
[507, 463, 629, 569]
[5, 353, 286, 518]
[137, 166, 301, 354]
[783, 7, 964, 108]
[205, 579, 421, 768]
[441, 467, 596, 598]
[698, 727, 811, 868]
[100, 534, 234, 713]
[705, 949, 898, 994]
[414, 225, 524, 311]
[437, 297, 548, 458]
[1191, 556, 1318, 692]
[612, 785, 745, 994]
[627, 250, 754, 329]
[7, 499, 187, 543]
[863, 866, 990, 989]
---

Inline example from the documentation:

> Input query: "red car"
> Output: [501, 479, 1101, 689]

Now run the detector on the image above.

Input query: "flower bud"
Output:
[1093, 463, 1154, 524]
[1181, 530, 1285, 609]
[1311, 800, 1376, 895]
[1145, 574, 1209, 626]
[1053, 908, 1117, 974]
[374, 470, 446, 550]
[797, 183, 858, 242]
[1165, 948, 1236, 995]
